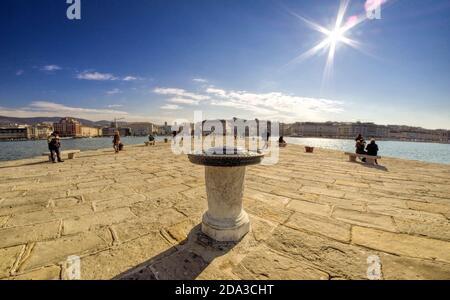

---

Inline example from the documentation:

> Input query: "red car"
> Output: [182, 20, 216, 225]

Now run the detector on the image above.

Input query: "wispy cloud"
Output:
[41, 65, 62, 72]
[29, 101, 128, 115]
[16, 70, 24, 76]
[0, 101, 169, 124]
[193, 78, 208, 83]
[123, 76, 139, 81]
[160, 104, 181, 110]
[77, 71, 118, 81]
[107, 104, 124, 108]
[76, 71, 142, 82]
[154, 87, 210, 101]
[0, 101, 132, 121]
[168, 97, 200, 105]
[106, 88, 122, 95]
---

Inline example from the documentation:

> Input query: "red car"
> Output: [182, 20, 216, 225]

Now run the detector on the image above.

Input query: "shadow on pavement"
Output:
[113, 224, 237, 280]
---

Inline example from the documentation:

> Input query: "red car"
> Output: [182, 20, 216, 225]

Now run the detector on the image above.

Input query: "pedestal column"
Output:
[188, 149, 264, 242]
[202, 166, 250, 241]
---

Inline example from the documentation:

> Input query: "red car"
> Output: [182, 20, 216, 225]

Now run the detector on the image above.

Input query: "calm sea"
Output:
[0, 136, 170, 162]
[1, 136, 449, 165]
[286, 137, 450, 165]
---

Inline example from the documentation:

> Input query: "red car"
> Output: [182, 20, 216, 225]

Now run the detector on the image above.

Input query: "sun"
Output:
[327, 28, 345, 44]
[286, 0, 370, 81]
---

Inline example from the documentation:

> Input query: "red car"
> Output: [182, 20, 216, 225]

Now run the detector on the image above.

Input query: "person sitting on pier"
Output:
[355, 134, 364, 142]
[279, 136, 287, 147]
[355, 137, 367, 162]
[113, 131, 121, 153]
[366, 139, 379, 165]
[47, 131, 64, 163]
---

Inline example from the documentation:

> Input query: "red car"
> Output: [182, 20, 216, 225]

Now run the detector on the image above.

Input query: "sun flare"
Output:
[287, 0, 377, 83]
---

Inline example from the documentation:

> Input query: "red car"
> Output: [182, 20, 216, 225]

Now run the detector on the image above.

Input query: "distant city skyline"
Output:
[1, 0, 449, 129]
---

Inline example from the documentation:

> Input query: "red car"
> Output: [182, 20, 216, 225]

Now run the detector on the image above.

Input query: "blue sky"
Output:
[0, 0, 449, 129]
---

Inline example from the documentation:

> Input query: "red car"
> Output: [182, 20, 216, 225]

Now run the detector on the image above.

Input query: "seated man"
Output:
[366, 139, 379, 165]
[148, 134, 155, 142]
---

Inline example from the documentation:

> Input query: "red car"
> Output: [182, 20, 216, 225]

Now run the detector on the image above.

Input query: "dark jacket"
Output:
[47, 134, 60, 149]
[356, 140, 366, 154]
[366, 143, 379, 156]
[113, 135, 121, 145]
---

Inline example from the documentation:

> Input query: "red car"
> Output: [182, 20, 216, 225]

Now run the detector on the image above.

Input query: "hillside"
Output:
[0, 116, 101, 127]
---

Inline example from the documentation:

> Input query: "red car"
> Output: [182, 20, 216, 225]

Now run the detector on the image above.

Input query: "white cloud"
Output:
[29, 101, 128, 115]
[16, 70, 24, 76]
[206, 87, 227, 97]
[156, 85, 344, 122]
[168, 97, 200, 105]
[193, 78, 208, 83]
[76, 71, 143, 82]
[160, 104, 181, 110]
[123, 76, 139, 81]
[154, 87, 210, 101]
[207, 88, 343, 121]
[106, 88, 122, 95]
[41, 65, 62, 72]
[77, 71, 118, 81]
[0, 101, 131, 122]
[107, 104, 124, 108]
[0, 102, 168, 124]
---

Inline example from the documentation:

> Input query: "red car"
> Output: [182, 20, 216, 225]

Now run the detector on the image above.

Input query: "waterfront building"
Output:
[31, 124, 53, 139]
[127, 122, 157, 136]
[156, 122, 172, 135]
[289, 122, 338, 137]
[80, 126, 102, 137]
[102, 127, 116, 137]
[53, 117, 81, 137]
[0, 125, 32, 140]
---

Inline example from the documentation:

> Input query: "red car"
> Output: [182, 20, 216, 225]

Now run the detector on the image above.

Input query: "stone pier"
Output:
[0, 143, 449, 280]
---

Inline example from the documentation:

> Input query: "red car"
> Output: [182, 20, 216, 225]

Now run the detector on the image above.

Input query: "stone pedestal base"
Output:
[202, 210, 250, 242]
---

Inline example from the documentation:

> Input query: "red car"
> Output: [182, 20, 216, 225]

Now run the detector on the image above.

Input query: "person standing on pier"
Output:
[47, 131, 64, 163]
[113, 131, 121, 153]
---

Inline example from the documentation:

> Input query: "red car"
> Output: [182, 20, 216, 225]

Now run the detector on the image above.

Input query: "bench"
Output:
[345, 152, 381, 165]
[145, 141, 156, 146]
[43, 150, 80, 161]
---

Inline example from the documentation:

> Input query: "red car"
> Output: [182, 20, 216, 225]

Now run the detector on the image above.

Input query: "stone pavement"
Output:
[0, 142, 449, 280]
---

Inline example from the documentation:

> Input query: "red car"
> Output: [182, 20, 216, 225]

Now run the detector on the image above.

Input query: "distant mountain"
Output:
[94, 120, 113, 126]
[0, 116, 101, 127]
